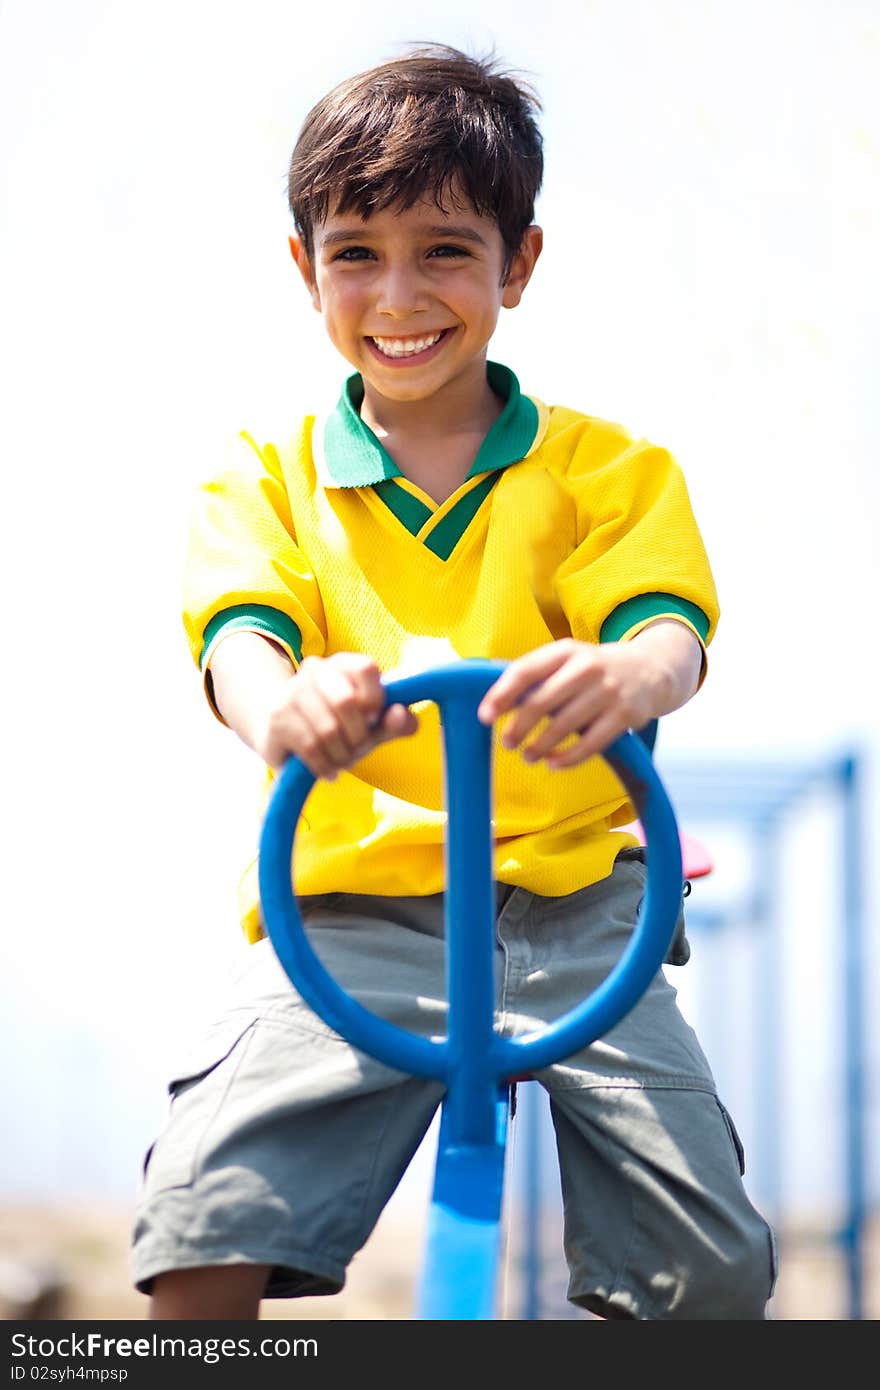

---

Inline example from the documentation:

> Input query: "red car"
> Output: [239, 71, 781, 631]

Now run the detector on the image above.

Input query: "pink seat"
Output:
[625, 823, 714, 879]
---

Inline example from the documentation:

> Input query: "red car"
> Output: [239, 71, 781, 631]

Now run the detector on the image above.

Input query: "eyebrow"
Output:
[319, 223, 489, 249]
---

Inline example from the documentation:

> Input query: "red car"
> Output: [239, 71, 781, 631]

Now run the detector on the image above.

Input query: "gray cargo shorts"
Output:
[131, 857, 776, 1318]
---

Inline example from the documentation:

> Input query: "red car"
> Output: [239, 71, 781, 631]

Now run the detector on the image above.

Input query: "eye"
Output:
[332, 246, 374, 262]
[428, 244, 469, 259]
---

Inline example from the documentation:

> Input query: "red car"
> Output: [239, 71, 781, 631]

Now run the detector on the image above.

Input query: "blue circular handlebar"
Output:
[258, 659, 683, 1082]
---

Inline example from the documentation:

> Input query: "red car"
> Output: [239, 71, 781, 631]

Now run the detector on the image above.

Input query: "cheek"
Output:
[324, 284, 367, 332]
[455, 279, 503, 324]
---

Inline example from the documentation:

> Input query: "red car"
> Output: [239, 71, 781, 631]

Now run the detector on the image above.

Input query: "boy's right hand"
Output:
[255, 652, 418, 779]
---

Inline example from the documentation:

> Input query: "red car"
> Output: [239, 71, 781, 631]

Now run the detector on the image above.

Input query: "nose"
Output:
[375, 260, 429, 319]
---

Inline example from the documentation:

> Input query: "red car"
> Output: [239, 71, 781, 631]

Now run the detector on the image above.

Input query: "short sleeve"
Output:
[553, 435, 719, 671]
[182, 432, 327, 719]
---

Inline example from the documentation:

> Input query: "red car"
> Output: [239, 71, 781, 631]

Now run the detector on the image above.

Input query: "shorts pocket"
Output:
[618, 851, 690, 966]
[767, 1224, 780, 1299]
[297, 892, 345, 915]
[141, 1011, 261, 1195]
[715, 1097, 746, 1175]
[143, 1014, 260, 1193]
[167, 1013, 259, 1097]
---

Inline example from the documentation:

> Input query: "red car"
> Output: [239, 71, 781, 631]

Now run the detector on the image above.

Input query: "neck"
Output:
[359, 355, 501, 441]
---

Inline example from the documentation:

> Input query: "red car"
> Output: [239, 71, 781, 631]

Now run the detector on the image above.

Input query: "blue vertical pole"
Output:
[440, 689, 498, 1146]
[840, 755, 865, 1320]
[752, 820, 783, 1232]
[417, 682, 508, 1320]
[519, 1080, 542, 1320]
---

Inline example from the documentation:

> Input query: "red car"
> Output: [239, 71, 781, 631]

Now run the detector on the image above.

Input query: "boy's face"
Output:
[289, 192, 542, 405]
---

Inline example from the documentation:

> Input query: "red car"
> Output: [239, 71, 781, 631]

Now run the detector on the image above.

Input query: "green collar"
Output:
[316, 361, 543, 488]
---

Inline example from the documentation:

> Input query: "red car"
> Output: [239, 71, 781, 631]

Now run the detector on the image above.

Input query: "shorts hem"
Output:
[542, 1073, 717, 1094]
[132, 1242, 347, 1300]
[567, 1280, 644, 1320]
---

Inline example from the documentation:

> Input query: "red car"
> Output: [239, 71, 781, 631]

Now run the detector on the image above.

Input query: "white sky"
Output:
[0, 0, 878, 1222]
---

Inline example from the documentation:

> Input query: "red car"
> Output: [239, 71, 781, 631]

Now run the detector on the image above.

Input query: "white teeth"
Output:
[371, 332, 444, 357]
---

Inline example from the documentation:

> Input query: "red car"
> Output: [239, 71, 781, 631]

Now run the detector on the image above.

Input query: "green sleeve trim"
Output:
[199, 604, 304, 668]
[599, 593, 710, 645]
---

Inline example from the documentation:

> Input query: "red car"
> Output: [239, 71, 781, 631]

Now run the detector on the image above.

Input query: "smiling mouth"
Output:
[367, 328, 453, 360]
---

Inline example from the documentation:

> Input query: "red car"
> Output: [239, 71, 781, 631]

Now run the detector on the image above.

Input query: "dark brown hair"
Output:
[288, 45, 543, 275]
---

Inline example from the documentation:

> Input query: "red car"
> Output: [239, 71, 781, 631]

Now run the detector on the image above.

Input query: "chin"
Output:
[365, 373, 446, 401]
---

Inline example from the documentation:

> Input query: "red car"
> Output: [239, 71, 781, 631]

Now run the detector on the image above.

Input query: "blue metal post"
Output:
[519, 1080, 542, 1320]
[840, 755, 865, 1320]
[439, 688, 498, 1147]
[417, 680, 508, 1320]
[752, 819, 783, 1233]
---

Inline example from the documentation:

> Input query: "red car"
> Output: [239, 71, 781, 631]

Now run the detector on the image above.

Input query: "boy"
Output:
[133, 46, 775, 1319]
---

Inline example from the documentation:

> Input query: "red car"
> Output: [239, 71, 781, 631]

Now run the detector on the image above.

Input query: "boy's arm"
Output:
[477, 621, 702, 769]
[208, 632, 417, 779]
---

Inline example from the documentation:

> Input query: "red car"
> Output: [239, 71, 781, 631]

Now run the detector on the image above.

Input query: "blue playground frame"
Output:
[658, 752, 868, 1321]
[258, 659, 685, 1320]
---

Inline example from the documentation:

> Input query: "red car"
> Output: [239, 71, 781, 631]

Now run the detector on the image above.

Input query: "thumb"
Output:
[376, 703, 418, 741]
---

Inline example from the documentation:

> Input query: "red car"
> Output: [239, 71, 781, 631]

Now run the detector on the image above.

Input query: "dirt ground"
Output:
[1, 1200, 877, 1321]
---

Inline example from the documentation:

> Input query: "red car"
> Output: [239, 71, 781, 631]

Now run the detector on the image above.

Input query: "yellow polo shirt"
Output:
[183, 362, 718, 941]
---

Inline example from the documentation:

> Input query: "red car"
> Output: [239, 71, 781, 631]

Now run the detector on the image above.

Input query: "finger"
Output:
[281, 705, 341, 780]
[293, 684, 357, 771]
[477, 644, 573, 723]
[373, 703, 419, 743]
[502, 664, 602, 752]
[336, 653, 386, 716]
[318, 665, 376, 750]
[544, 713, 625, 769]
[344, 704, 418, 762]
[493, 683, 552, 750]
[519, 682, 608, 760]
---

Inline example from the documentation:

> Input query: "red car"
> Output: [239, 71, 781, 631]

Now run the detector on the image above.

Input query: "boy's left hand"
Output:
[476, 638, 661, 770]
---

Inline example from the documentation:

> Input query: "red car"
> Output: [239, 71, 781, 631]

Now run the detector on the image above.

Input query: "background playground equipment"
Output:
[509, 749, 870, 1321]
[259, 658, 687, 1319]
[662, 750, 868, 1321]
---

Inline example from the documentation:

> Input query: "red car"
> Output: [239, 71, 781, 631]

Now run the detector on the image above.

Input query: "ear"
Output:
[501, 225, 543, 309]
[288, 233, 322, 311]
